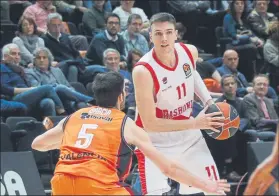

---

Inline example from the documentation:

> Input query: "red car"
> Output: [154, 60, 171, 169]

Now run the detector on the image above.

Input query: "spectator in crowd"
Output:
[208, 75, 247, 181]
[126, 49, 143, 73]
[263, 21, 279, 89]
[42, 13, 85, 83]
[167, 0, 210, 14]
[53, 0, 87, 26]
[1, 43, 66, 117]
[82, 0, 108, 37]
[83, 0, 112, 12]
[176, 22, 187, 43]
[223, 0, 264, 48]
[23, 0, 88, 51]
[121, 14, 149, 57]
[12, 16, 44, 67]
[23, 0, 56, 34]
[25, 47, 93, 113]
[247, 0, 278, 40]
[86, 13, 126, 66]
[217, 49, 278, 100]
[268, 0, 279, 17]
[113, 0, 149, 31]
[1, 1, 11, 23]
[243, 74, 277, 141]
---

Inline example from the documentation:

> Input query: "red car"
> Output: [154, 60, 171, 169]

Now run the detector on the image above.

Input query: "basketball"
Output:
[202, 102, 240, 140]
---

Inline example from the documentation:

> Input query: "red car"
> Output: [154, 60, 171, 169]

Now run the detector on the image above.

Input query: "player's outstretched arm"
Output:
[31, 118, 66, 151]
[124, 118, 230, 194]
[133, 66, 223, 132]
[244, 128, 279, 195]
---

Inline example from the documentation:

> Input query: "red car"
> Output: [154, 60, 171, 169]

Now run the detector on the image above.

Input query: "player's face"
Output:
[222, 77, 237, 96]
[150, 21, 178, 53]
[253, 77, 269, 97]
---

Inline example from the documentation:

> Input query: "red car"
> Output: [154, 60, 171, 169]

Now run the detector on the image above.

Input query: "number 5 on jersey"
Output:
[75, 124, 98, 149]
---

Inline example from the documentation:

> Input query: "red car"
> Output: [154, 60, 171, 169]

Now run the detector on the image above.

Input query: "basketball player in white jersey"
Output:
[133, 13, 225, 195]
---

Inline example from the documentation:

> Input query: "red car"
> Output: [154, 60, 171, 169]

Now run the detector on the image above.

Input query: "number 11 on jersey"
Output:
[176, 83, 186, 100]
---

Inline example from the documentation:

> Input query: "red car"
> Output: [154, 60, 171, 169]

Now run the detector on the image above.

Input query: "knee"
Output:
[69, 65, 78, 74]
[39, 98, 56, 116]
[39, 84, 55, 92]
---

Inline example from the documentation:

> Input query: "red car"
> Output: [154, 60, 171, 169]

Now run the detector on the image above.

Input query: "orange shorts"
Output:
[51, 173, 137, 195]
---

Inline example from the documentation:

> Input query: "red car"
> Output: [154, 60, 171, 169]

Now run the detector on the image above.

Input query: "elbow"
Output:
[31, 138, 45, 151]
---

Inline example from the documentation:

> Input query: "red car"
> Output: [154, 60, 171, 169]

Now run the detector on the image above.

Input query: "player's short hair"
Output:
[92, 72, 124, 108]
[150, 12, 176, 29]
[220, 74, 236, 88]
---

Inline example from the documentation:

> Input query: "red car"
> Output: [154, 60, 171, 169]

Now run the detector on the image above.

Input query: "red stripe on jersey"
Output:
[179, 43, 195, 70]
[152, 49, 179, 71]
[135, 149, 147, 195]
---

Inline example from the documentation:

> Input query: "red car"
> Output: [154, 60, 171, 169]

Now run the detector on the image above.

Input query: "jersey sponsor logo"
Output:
[89, 107, 112, 116]
[60, 152, 108, 162]
[183, 63, 192, 78]
[81, 113, 113, 121]
[162, 77, 168, 84]
[162, 100, 193, 119]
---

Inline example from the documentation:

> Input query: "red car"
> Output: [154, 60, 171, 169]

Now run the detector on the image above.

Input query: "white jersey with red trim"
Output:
[135, 42, 203, 149]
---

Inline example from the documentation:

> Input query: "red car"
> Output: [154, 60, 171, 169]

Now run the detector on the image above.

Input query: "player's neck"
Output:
[154, 48, 176, 67]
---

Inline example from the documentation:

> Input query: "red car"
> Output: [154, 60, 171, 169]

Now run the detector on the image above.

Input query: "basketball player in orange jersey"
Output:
[132, 12, 226, 195]
[244, 126, 279, 195]
[32, 72, 230, 195]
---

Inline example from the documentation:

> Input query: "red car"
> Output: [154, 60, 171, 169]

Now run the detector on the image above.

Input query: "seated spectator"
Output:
[82, 0, 107, 37]
[176, 22, 187, 43]
[113, 0, 149, 31]
[86, 13, 126, 65]
[83, 0, 112, 12]
[42, 13, 87, 83]
[23, 0, 88, 51]
[243, 74, 277, 141]
[12, 16, 44, 67]
[210, 75, 249, 181]
[25, 47, 93, 113]
[23, 0, 56, 34]
[264, 21, 279, 90]
[121, 14, 149, 57]
[223, 0, 264, 48]
[126, 49, 143, 73]
[247, 0, 278, 40]
[217, 49, 278, 101]
[1, 43, 66, 117]
[53, 0, 88, 26]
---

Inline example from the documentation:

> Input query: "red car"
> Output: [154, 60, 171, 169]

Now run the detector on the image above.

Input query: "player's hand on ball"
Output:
[204, 179, 231, 195]
[194, 106, 224, 132]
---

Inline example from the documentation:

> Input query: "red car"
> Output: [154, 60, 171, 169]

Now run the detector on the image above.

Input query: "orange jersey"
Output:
[54, 106, 133, 186]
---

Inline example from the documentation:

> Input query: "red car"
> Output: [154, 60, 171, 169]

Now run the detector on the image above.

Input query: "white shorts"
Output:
[136, 136, 220, 195]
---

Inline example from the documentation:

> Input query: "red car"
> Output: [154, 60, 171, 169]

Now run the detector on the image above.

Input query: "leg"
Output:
[13, 85, 65, 113]
[67, 65, 78, 83]
[39, 98, 56, 117]
[0, 99, 28, 117]
[258, 131, 276, 141]
[243, 129, 259, 142]
[55, 85, 92, 103]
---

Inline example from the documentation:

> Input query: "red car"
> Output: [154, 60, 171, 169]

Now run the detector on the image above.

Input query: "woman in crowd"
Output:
[126, 49, 143, 73]
[13, 16, 44, 67]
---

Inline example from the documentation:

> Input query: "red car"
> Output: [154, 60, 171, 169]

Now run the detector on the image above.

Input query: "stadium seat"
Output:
[6, 116, 37, 131]
[1, 123, 13, 152]
[0, 23, 18, 48]
[16, 121, 56, 173]
[215, 26, 232, 57]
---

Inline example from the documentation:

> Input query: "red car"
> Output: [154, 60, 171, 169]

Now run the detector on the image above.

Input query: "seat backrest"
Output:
[0, 24, 18, 48]
[16, 121, 49, 166]
[6, 116, 37, 131]
[0, 123, 13, 152]
[215, 26, 225, 41]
